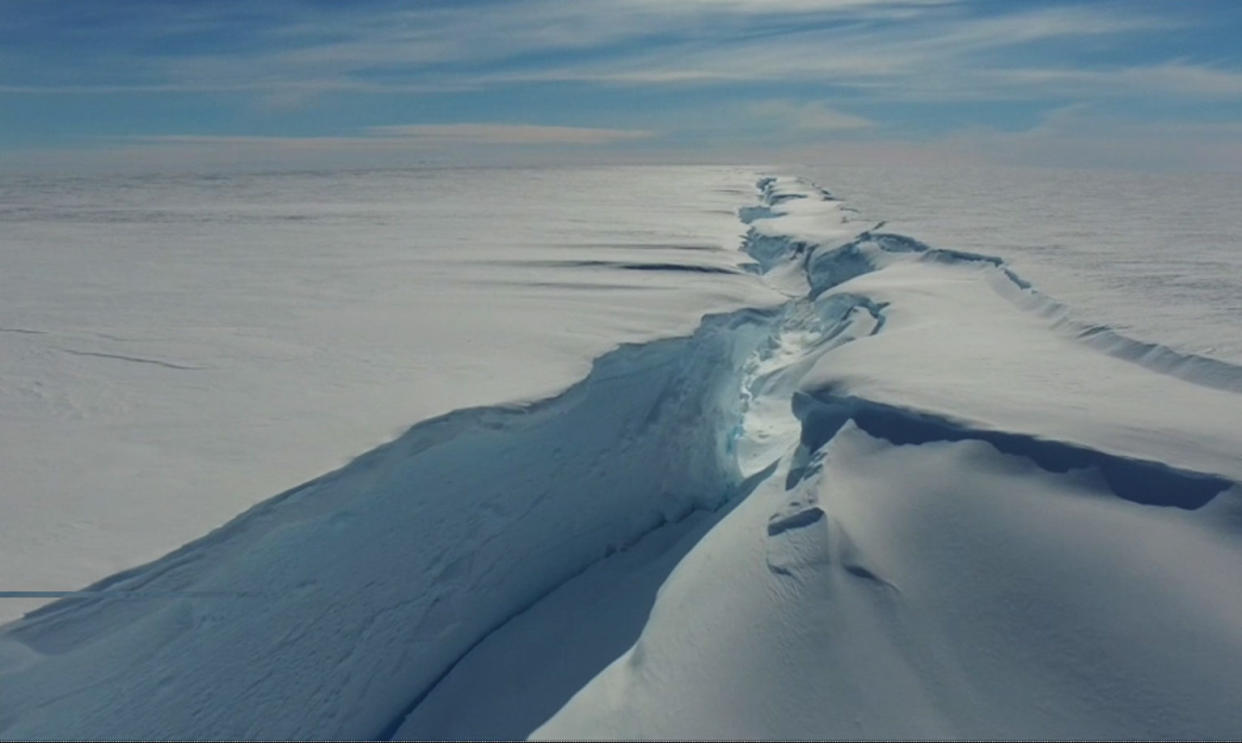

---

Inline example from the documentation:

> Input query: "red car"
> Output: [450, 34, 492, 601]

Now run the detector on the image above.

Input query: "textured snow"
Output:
[537, 424, 1242, 740]
[534, 176, 1242, 740]
[0, 166, 781, 622]
[2, 167, 1242, 740]
[799, 164, 1242, 365]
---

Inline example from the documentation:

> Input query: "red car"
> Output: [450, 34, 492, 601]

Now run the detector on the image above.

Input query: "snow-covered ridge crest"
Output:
[534, 177, 1242, 740]
[751, 177, 1242, 394]
[746, 175, 1242, 484]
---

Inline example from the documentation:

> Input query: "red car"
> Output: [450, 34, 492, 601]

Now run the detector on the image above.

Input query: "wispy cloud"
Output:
[130, 124, 657, 148]
[364, 124, 655, 144]
[989, 61, 1242, 99]
[456, 4, 1192, 103]
[900, 104, 1242, 172]
[747, 100, 875, 131]
[4, 0, 1242, 172]
[2, 0, 958, 95]
[0, 0, 1208, 104]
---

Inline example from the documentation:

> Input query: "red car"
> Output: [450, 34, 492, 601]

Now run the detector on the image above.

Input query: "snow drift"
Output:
[0, 307, 775, 739]
[3, 174, 1242, 740]
[0, 166, 780, 623]
[534, 177, 1242, 740]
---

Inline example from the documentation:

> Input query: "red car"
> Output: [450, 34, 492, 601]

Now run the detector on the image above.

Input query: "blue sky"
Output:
[3, 0, 1242, 172]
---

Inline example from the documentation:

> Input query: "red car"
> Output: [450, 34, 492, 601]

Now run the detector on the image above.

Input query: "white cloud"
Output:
[364, 123, 655, 144]
[466, 4, 1184, 102]
[747, 100, 874, 131]
[919, 5, 1172, 50]
[2, 0, 1201, 109]
[623, 0, 955, 13]
[128, 124, 657, 149]
[913, 104, 1242, 172]
[7, 0, 1240, 174]
[0, 124, 660, 174]
[2, 0, 957, 96]
[990, 62, 1242, 99]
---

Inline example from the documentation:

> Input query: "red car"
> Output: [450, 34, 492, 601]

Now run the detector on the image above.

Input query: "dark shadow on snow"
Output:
[790, 392, 1231, 510]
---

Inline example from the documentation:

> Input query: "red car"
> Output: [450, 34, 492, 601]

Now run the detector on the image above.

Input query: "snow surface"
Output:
[798, 164, 1242, 365]
[2, 169, 1242, 740]
[535, 178, 1242, 739]
[0, 166, 781, 621]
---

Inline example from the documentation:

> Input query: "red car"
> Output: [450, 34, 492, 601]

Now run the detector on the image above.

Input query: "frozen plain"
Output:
[1, 166, 1241, 739]
[0, 166, 781, 622]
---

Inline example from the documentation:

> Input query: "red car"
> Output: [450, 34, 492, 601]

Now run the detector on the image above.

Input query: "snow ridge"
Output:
[748, 175, 1242, 394]
[534, 177, 1242, 740]
[791, 391, 1229, 509]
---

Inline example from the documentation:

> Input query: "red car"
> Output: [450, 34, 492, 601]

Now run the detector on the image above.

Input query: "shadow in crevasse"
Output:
[789, 391, 1230, 510]
[384, 462, 777, 742]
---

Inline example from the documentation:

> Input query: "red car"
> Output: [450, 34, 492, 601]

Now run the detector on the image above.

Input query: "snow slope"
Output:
[535, 178, 1242, 739]
[2, 172, 1241, 740]
[799, 164, 1242, 365]
[0, 166, 781, 621]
